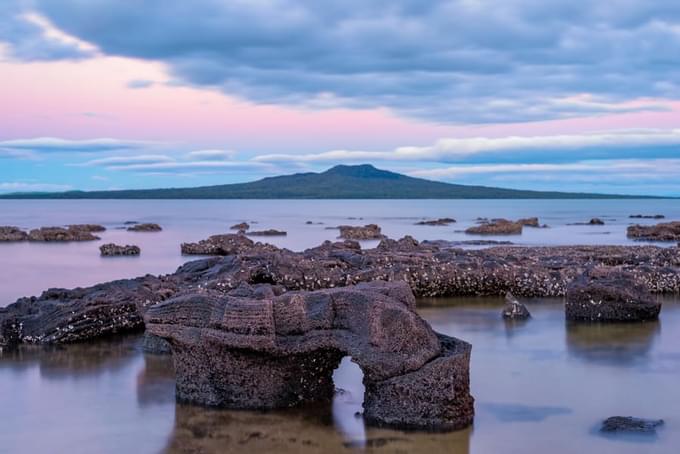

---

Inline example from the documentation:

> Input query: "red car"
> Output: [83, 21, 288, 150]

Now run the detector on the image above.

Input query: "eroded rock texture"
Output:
[145, 281, 474, 431]
[338, 224, 386, 240]
[0, 226, 28, 242]
[566, 268, 662, 322]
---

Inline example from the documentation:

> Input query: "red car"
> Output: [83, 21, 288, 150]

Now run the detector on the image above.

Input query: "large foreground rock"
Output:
[0, 226, 28, 242]
[627, 221, 680, 242]
[145, 281, 474, 431]
[566, 268, 661, 322]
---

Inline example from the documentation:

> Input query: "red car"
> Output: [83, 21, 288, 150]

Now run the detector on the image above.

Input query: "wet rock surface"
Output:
[338, 224, 386, 240]
[28, 226, 101, 242]
[566, 268, 662, 322]
[100, 243, 141, 256]
[0, 226, 28, 242]
[465, 219, 523, 235]
[145, 281, 474, 431]
[415, 218, 456, 226]
[127, 223, 163, 232]
[501, 292, 531, 320]
[627, 221, 680, 242]
[600, 416, 664, 434]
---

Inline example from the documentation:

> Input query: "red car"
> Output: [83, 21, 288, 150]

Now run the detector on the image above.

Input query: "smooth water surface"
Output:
[1, 296, 678, 453]
[1, 199, 678, 304]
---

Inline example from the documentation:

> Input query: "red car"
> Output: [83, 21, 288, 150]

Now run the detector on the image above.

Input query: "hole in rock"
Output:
[332, 356, 366, 445]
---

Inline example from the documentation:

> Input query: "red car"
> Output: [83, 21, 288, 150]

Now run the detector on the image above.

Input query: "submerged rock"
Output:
[566, 268, 661, 322]
[100, 243, 141, 256]
[600, 416, 664, 434]
[68, 224, 106, 233]
[338, 224, 386, 240]
[28, 226, 100, 242]
[629, 214, 665, 219]
[501, 292, 531, 320]
[465, 219, 523, 235]
[415, 218, 456, 226]
[0, 226, 28, 242]
[247, 229, 287, 236]
[127, 223, 162, 232]
[627, 221, 680, 242]
[145, 281, 474, 431]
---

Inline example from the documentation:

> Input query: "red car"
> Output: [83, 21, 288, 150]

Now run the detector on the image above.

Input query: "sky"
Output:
[1, 0, 680, 195]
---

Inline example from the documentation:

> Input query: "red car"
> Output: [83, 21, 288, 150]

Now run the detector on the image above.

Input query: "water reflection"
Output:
[566, 320, 661, 367]
[136, 353, 176, 406]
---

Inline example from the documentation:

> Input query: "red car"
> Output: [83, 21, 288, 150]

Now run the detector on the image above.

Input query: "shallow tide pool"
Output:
[1, 296, 678, 454]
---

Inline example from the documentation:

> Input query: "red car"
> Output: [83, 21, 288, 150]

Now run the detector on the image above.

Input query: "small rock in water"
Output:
[230, 222, 250, 231]
[588, 218, 605, 225]
[501, 292, 531, 320]
[338, 224, 385, 240]
[415, 217, 456, 226]
[100, 243, 141, 256]
[127, 223, 162, 232]
[600, 416, 664, 434]
[0, 226, 28, 242]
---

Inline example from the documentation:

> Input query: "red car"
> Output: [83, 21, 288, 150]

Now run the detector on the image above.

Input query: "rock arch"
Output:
[145, 281, 474, 431]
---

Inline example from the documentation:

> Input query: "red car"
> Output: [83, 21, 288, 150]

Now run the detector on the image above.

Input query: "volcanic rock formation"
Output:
[145, 281, 474, 431]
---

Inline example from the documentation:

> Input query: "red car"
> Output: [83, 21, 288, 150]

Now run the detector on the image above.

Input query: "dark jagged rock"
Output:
[501, 292, 531, 320]
[629, 214, 665, 219]
[566, 268, 662, 322]
[145, 281, 474, 431]
[230, 222, 250, 232]
[589, 218, 605, 225]
[100, 243, 141, 256]
[415, 218, 456, 226]
[628, 221, 680, 242]
[338, 224, 386, 240]
[247, 229, 287, 236]
[0, 276, 178, 349]
[28, 226, 100, 242]
[465, 219, 523, 235]
[600, 416, 664, 434]
[127, 223, 162, 232]
[0, 226, 28, 242]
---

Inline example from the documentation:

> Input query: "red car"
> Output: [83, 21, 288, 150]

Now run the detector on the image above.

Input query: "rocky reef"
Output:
[28, 226, 101, 242]
[566, 268, 662, 322]
[127, 223, 163, 232]
[3, 235, 680, 349]
[465, 219, 523, 235]
[100, 243, 141, 256]
[145, 281, 474, 431]
[627, 221, 680, 242]
[0, 226, 28, 242]
[338, 224, 386, 240]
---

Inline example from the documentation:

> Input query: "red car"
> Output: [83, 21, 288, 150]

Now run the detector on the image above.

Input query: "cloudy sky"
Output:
[2, 0, 680, 195]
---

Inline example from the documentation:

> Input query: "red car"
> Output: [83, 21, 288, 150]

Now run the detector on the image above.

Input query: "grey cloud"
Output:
[9, 0, 680, 123]
[0, 137, 148, 153]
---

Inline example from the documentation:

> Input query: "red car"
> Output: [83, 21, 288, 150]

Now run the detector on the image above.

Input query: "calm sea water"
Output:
[1, 199, 679, 454]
